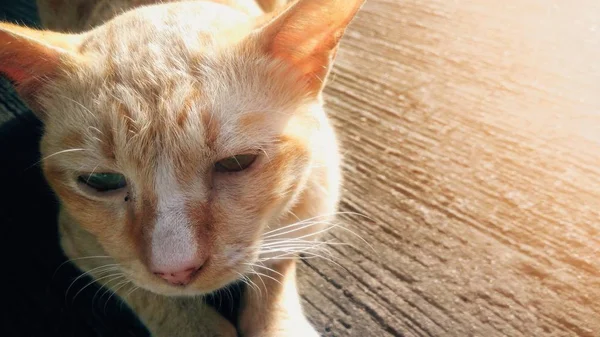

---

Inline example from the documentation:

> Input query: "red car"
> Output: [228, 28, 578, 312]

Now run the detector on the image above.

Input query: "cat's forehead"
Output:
[40, 2, 314, 171]
[80, 42, 303, 144]
[72, 2, 292, 121]
[80, 2, 255, 59]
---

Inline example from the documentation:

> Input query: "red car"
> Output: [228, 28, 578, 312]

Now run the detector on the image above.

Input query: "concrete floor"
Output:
[297, 1, 600, 336]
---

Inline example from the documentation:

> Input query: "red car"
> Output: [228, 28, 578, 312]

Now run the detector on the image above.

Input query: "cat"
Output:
[0, 0, 365, 335]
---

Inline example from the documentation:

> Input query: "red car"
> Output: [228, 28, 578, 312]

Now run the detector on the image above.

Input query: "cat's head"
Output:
[0, 0, 363, 295]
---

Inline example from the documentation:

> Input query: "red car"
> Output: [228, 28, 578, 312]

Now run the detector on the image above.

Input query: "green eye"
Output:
[215, 154, 257, 173]
[78, 173, 127, 192]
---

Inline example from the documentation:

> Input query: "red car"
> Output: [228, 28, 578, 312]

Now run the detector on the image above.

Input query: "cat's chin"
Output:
[142, 285, 216, 297]
[131, 281, 221, 297]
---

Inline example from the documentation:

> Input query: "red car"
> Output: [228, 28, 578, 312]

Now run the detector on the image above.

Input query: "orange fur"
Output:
[2, 0, 364, 336]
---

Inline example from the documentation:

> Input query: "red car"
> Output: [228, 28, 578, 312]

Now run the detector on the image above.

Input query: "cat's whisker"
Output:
[97, 277, 126, 306]
[265, 220, 376, 255]
[243, 262, 284, 278]
[261, 238, 350, 246]
[262, 220, 330, 239]
[241, 227, 362, 271]
[31, 148, 88, 168]
[256, 238, 321, 249]
[236, 271, 262, 299]
[122, 285, 141, 306]
[103, 280, 131, 314]
[65, 263, 120, 299]
[264, 222, 341, 241]
[52, 255, 113, 279]
[100, 277, 129, 302]
[262, 211, 371, 237]
[261, 250, 349, 273]
[287, 210, 301, 222]
[259, 240, 337, 257]
[86, 164, 101, 183]
[238, 240, 313, 253]
[234, 272, 249, 288]
[259, 248, 334, 259]
[250, 270, 282, 288]
[259, 244, 326, 253]
[261, 236, 321, 243]
[248, 279, 262, 300]
[90, 274, 127, 308]
[260, 237, 340, 246]
[237, 237, 345, 258]
[118, 283, 137, 311]
[268, 240, 360, 260]
[238, 274, 256, 295]
[328, 223, 377, 255]
[72, 273, 124, 304]
[216, 287, 223, 310]
[259, 242, 336, 259]
[225, 286, 234, 309]
[252, 270, 268, 295]
[258, 148, 271, 163]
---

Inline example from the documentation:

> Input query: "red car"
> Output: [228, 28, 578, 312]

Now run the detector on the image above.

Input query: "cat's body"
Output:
[0, 0, 364, 335]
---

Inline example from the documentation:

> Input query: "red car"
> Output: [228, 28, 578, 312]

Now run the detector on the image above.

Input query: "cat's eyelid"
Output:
[216, 150, 260, 161]
[74, 169, 124, 181]
[75, 179, 128, 199]
[217, 141, 271, 156]
[76, 168, 123, 175]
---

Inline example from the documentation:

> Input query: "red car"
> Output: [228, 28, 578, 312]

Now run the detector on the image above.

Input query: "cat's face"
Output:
[0, 0, 363, 295]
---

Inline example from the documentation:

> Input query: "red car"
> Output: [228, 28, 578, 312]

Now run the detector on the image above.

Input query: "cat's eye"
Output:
[214, 154, 257, 173]
[78, 173, 127, 192]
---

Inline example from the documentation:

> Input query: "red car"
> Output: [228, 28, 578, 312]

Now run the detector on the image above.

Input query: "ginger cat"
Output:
[0, 0, 364, 335]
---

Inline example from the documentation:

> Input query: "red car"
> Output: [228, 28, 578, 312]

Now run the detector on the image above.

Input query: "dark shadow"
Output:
[0, 107, 243, 337]
[0, 112, 150, 337]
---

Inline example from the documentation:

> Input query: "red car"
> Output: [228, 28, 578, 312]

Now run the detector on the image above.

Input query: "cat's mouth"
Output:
[151, 258, 208, 288]
[126, 252, 255, 297]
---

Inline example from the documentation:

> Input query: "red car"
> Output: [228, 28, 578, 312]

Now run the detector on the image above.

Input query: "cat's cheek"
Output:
[63, 198, 123, 236]
[209, 141, 313, 269]
[259, 145, 312, 214]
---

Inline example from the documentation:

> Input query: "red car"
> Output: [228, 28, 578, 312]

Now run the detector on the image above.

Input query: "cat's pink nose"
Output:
[153, 263, 203, 286]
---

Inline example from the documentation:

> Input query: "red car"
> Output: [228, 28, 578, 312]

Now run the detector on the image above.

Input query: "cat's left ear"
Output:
[0, 22, 83, 117]
[254, 0, 366, 94]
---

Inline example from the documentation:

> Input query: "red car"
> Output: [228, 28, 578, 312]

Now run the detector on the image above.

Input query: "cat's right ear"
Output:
[0, 22, 83, 118]
[252, 0, 366, 95]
